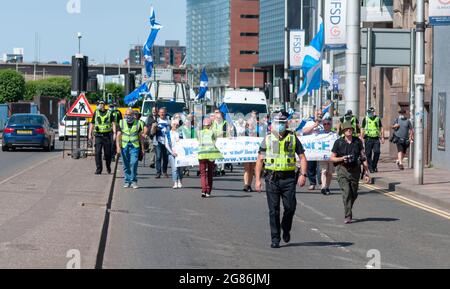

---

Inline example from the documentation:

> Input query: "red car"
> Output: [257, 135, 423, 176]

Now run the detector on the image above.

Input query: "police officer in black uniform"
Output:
[255, 111, 308, 248]
[89, 100, 116, 175]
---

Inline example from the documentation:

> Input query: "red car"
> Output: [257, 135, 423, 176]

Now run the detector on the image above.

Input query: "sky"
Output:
[0, 0, 186, 64]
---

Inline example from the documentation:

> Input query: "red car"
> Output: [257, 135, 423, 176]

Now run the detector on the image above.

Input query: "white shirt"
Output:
[165, 130, 180, 155]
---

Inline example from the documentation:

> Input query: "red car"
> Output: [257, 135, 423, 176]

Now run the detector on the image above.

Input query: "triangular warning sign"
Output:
[67, 93, 94, 117]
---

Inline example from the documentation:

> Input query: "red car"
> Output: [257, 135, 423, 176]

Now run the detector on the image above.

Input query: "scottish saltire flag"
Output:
[297, 22, 324, 100]
[143, 7, 163, 78]
[124, 83, 151, 106]
[195, 68, 208, 101]
[295, 103, 332, 132]
[322, 103, 332, 117]
[219, 102, 235, 131]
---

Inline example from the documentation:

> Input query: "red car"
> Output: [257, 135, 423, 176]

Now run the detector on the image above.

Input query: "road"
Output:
[0, 140, 63, 182]
[102, 163, 450, 269]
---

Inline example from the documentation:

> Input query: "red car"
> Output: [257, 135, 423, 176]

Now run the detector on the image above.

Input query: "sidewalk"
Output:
[0, 155, 113, 268]
[371, 159, 450, 213]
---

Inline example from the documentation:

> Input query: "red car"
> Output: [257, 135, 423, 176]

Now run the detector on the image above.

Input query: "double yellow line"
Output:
[362, 183, 450, 221]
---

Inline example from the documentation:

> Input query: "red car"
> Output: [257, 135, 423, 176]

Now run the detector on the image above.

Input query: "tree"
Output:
[24, 77, 71, 100]
[0, 70, 25, 103]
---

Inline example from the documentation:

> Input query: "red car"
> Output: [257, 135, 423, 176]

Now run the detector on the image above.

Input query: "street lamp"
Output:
[77, 32, 82, 54]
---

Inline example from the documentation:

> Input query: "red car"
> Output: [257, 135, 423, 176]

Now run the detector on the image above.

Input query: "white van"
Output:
[221, 89, 269, 116]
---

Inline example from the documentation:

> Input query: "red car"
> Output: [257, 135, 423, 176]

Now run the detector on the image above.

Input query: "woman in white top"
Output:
[165, 119, 183, 189]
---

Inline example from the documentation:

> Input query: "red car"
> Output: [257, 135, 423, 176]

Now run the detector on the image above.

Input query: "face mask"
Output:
[400, 115, 406, 120]
[126, 115, 134, 123]
[368, 113, 374, 118]
[277, 124, 286, 134]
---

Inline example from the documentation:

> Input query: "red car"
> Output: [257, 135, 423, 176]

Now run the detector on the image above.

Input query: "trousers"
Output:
[95, 133, 112, 173]
[265, 174, 297, 243]
[365, 138, 381, 171]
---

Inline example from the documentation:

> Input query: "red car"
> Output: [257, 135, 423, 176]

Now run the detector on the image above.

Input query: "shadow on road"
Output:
[210, 195, 253, 199]
[352, 217, 399, 223]
[283, 241, 354, 248]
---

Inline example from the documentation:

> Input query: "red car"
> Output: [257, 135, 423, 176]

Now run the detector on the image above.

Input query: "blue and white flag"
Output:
[219, 102, 235, 131]
[297, 21, 324, 100]
[124, 83, 151, 106]
[143, 7, 162, 78]
[195, 68, 208, 101]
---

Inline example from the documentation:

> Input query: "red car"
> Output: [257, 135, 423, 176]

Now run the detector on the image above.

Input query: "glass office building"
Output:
[186, 0, 230, 87]
[259, 0, 284, 66]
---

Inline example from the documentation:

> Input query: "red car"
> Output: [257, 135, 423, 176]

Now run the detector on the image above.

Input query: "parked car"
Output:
[58, 115, 88, 141]
[2, 114, 55, 151]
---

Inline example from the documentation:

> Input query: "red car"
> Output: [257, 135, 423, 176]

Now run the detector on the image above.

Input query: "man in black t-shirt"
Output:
[331, 122, 370, 224]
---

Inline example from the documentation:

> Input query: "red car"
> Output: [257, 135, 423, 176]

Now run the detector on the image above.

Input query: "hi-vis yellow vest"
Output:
[197, 129, 223, 160]
[119, 120, 140, 149]
[365, 117, 380, 138]
[95, 110, 112, 133]
[264, 133, 297, 171]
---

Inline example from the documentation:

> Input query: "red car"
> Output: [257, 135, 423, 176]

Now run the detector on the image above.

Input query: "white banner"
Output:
[173, 134, 339, 167]
[173, 137, 264, 167]
[289, 29, 305, 70]
[429, 0, 450, 26]
[324, 0, 347, 49]
[299, 132, 339, 161]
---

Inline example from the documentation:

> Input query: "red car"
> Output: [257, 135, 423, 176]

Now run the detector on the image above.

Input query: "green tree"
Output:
[0, 70, 25, 103]
[24, 77, 71, 100]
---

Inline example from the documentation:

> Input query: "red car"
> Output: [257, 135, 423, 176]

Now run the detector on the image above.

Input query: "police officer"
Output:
[109, 103, 122, 162]
[255, 111, 308, 249]
[361, 107, 384, 173]
[331, 122, 370, 224]
[89, 100, 116, 175]
[337, 109, 361, 138]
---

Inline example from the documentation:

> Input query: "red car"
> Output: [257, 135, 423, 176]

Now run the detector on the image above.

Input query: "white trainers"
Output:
[173, 183, 178, 189]
[131, 182, 139, 189]
[123, 183, 130, 188]
[177, 181, 183, 188]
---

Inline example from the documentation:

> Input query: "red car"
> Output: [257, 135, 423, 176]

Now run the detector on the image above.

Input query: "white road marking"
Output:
[0, 155, 59, 186]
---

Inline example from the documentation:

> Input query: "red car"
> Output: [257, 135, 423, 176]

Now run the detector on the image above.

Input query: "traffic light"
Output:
[125, 73, 136, 95]
[71, 55, 88, 94]
[278, 79, 290, 104]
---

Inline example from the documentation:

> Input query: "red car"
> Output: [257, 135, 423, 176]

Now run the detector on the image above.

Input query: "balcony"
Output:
[361, 0, 394, 23]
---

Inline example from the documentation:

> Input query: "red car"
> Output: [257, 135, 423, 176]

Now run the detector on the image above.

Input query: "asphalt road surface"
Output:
[103, 162, 450, 269]
[0, 140, 64, 182]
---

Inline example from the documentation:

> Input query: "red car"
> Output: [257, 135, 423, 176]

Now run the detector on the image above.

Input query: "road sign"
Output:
[429, 0, 450, 26]
[67, 93, 94, 117]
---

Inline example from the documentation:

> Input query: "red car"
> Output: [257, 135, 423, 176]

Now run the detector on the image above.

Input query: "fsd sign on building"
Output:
[429, 0, 450, 26]
[324, 0, 347, 49]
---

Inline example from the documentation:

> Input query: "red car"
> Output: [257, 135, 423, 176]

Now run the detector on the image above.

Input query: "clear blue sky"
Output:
[0, 0, 186, 64]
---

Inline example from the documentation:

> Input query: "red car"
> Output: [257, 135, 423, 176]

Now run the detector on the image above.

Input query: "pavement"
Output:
[102, 159, 450, 269]
[0, 143, 114, 269]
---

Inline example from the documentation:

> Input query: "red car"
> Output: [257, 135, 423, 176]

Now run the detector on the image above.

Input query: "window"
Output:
[240, 14, 259, 19]
[241, 32, 259, 37]
[240, 68, 265, 73]
[240, 51, 259, 55]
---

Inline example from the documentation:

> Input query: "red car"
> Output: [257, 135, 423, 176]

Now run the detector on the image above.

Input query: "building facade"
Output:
[186, 0, 264, 101]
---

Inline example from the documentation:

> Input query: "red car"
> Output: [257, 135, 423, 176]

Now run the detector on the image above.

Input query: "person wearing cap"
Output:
[197, 118, 223, 198]
[89, 100, 117, 175]
[337, 109, 361, 138]
[331, 122, 370, 224]
[109, 103, 123, 162]
[361, 107, 384, 173]
[116, 108, 145, 189]
[391, 109, 413, 170]
[255, 111, 308, 249]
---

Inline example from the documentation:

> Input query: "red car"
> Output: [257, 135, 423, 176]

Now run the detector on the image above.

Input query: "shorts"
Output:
[396, 143, 409, 154]
[319, 161, 334, 174]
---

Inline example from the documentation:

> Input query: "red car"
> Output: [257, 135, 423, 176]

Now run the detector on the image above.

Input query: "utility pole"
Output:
[317, 0, 323, 112]
[414, 0, 425, 185]
[299, 0, 304, 118]
[365, 27, 372, 113]
[345, 0, 361, 118]
[284, 0, 289, 111]
[409, 28, 416, 169]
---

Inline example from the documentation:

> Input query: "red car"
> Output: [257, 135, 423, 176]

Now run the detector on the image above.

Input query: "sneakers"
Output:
[308, 185, 316, 190]
[131, 182, 139, 189]
[205, 193, 211, 198]
[201, 193, 206, 198]
[270, 242, 280, 249]
[173, 183, 178, 189]
[344, 217, 353, 224]
[177, 181, 183, 189]
[155, 174, 161, 179]
[321, 188, 331, 195]
[123, 183, 130, 188]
